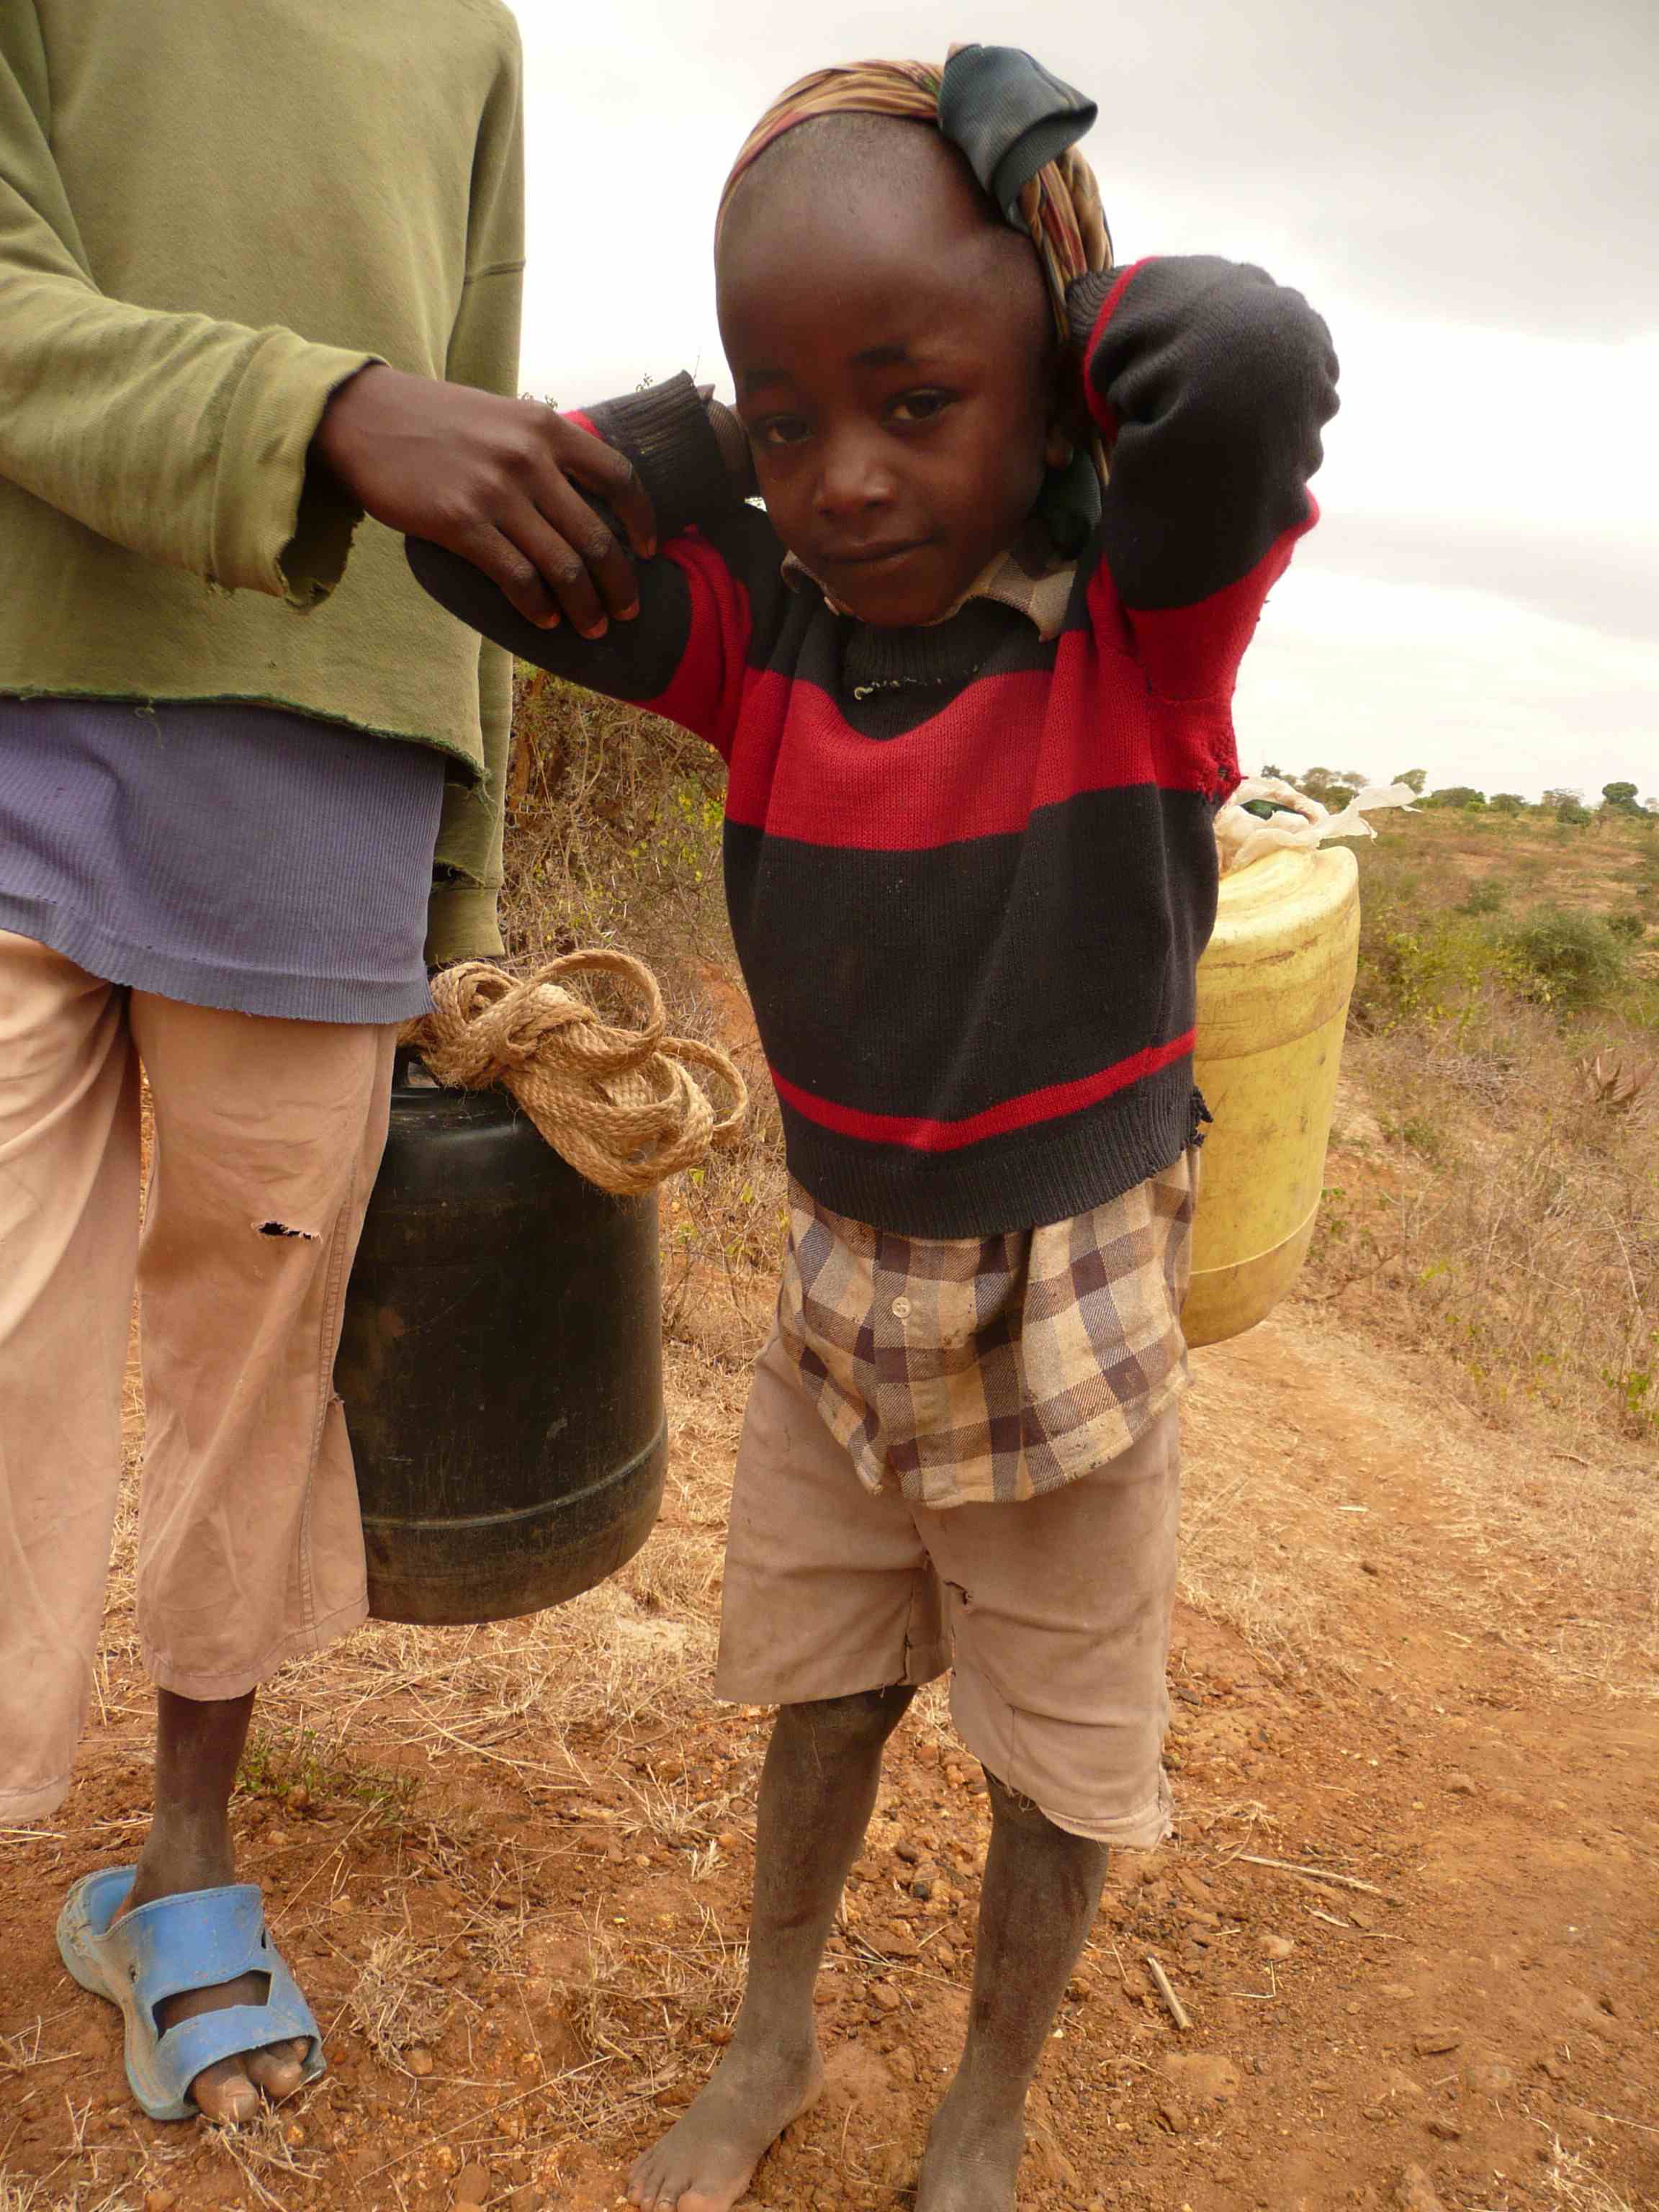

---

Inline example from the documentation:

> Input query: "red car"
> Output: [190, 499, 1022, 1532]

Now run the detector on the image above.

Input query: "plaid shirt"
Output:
[777, 1152, 1197, 1509]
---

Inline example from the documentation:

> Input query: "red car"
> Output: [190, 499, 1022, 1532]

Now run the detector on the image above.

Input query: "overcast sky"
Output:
[508, 0, 1658, 801]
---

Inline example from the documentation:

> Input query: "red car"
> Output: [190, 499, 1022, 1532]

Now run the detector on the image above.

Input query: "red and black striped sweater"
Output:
[411, 256, 1339, 1237]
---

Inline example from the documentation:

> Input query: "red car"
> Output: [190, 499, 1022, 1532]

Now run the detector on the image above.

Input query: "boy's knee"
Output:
[984, 1765, 1109, 1858]
[781, 1683, 913, 1751]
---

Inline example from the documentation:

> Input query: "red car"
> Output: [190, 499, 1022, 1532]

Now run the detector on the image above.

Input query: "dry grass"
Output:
[1539, 2137, 1640, 2212]
[1309, 809, 1657, 1452]
[0, 2185, 137, 2212]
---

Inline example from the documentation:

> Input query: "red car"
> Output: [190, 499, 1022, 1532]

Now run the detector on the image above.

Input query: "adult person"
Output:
[0, 0, 652, 2126]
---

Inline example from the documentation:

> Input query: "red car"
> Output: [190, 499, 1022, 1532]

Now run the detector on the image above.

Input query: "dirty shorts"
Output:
[715, 1334, 1180, 1847]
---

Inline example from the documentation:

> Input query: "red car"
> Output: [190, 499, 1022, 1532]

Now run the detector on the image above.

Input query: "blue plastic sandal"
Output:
[56, 1866, 325, 2122]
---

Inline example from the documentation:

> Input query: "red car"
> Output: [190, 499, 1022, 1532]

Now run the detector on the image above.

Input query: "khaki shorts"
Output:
[715, 1334, 1180, 1846]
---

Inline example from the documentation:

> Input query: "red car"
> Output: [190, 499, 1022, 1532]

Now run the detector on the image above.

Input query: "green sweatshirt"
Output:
[0, 0, 525, 959]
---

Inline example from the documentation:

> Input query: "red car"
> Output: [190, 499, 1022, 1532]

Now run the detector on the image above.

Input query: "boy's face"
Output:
[717, 130, 1066, 629]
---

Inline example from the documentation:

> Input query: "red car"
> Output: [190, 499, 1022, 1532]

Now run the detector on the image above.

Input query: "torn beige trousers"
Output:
[0, 932, 396, 1823]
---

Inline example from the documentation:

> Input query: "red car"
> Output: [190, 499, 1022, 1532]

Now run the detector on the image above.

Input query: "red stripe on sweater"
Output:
[642, 535, 755, 760]
[1091, 503, 1319, 723]
[1081, 259, 1153, 443]
[722, 657, 1214, 849]
[771, 1031, 1195, 1152]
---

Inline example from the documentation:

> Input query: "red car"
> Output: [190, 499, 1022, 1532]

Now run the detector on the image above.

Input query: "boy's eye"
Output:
[753, 415, 811, 449]
[886, 390, 954, 426]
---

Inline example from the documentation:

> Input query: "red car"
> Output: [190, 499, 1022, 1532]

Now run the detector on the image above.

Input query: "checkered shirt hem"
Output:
[775, 1153, 1197, 1509]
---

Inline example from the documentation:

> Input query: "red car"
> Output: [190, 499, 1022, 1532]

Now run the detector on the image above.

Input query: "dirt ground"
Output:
[3, 1216, 1655, 2212]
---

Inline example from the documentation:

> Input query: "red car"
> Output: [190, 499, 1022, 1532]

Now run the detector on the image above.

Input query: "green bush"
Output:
[1505, 907, 1629, 1014]
[1609, 910, 1647, 941]
[1460, 878, 1509, 916]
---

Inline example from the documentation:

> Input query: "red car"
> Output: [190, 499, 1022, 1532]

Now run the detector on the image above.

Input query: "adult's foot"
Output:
[628, 2037, 824, 2212]
[116, 1837, 308, 2125]
[915, 2082, 1026, 2212]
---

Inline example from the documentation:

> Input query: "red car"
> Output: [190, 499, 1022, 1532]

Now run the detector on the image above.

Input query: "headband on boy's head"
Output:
[718, 44, 1112, 348]
[719, 45, 1112, 541]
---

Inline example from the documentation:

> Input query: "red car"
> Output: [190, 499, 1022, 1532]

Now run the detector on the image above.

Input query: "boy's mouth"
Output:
[819, 536, 934, 572]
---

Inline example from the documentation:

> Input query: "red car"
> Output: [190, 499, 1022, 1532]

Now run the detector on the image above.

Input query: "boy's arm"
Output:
[408, 374, 770, 758]
[1069, 256, 1339, 701]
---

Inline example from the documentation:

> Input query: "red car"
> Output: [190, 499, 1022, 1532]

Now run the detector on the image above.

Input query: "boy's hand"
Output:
[314, 366, 655, 636]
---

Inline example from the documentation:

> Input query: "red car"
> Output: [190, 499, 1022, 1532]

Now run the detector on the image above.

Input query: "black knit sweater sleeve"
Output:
[1068, 257, 1339, 613]
[405, 372, 770, 723]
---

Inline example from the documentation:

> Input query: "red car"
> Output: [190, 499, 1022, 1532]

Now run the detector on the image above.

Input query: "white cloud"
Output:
[1236, 570, 1659, 799]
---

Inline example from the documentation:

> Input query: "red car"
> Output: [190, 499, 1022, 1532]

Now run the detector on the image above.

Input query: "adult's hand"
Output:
[314, 366, 655, 637]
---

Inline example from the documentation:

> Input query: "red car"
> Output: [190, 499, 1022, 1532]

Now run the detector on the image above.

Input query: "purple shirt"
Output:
[0, 698, 446, 1022]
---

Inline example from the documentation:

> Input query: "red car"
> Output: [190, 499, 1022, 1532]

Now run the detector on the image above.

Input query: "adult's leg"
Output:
[0, 933, 139, 1825]
[122, 994, 396, 2121]
[917, 1775, 1110, 2212]
[629, 1684, 913, 2212]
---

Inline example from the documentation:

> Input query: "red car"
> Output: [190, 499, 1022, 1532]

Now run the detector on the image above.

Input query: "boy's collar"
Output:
[781, 518, 1075, 642]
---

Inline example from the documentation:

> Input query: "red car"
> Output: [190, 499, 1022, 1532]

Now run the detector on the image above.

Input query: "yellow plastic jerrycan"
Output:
[1184, 844, 1360, 1348]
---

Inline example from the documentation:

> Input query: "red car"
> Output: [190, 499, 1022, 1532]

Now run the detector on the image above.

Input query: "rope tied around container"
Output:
[402, 953, 748, 1197]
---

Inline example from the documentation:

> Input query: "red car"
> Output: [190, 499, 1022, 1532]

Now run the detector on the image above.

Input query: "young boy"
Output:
[413, 45, 1337, 2211]
[0, 0, 655, 2130]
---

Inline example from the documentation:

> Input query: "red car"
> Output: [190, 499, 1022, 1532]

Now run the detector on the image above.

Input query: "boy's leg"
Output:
[917, 1776, 1109, 2212]
[631, 1334, 945, 2212]
[121, 992, 397, 2122]
[629, 1686, 912, 2212]
[0, 934, 139, 1825]
[914, 1406, 1183, 2211]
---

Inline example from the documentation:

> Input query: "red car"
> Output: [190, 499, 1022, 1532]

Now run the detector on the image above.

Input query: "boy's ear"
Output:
[1044, 352, 1089, 472]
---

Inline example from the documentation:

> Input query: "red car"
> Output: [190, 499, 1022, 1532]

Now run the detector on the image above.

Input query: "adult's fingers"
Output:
[527, 472, 644, 627]
[448, 518, 565, 632]
[551, 423, 657, 559]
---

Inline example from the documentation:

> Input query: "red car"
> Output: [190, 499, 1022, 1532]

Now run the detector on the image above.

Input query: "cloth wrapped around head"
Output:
[719, 45, 1113, 523]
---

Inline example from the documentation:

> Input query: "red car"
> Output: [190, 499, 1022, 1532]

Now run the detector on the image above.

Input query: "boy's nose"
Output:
[812, 431, 898, 521]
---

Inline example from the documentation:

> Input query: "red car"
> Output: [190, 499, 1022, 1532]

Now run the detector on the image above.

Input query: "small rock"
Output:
[889, 2047, 917, 2081]
[509, 2190, 540, 2212]
[1067, 1969, 1096, 2000]
[911, 1878, 933, 1902]
[895, 1840, 920, 1864]
[1156, 2099, 1187, 2134]
[1161, 2052, 1241, 2104]
[405, 2045, 435, 2077]
[454, 2164, 492, 2207]
[1414, 2028, 1462, 2056]
[1363, 2105, 1388, 2121]
[1446, 1774, 1478, 1797]
[1466, 2061, 1515, 2095]
[144, 2193, 177, 2212]
[716, 1829, 744, 1852]
[707, 2023, 734, 2044]
[1426, 2117, 1463, 2141]
[872, 1981, 903, 2013]
[1395, 2163, 1447, 2212]
[813, 1983, 836, 2006]
[1259, 1933, 1295, 1960]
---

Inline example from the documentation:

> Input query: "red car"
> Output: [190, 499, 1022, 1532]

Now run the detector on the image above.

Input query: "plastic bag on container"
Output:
[1215, 776, 1419, 876]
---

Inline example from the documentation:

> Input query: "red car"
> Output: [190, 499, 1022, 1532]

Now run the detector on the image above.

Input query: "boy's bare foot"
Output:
[117, 1835, 308, 2126]
[627, 2038, 824, 2212]
[915, 2084, 1026, 2212]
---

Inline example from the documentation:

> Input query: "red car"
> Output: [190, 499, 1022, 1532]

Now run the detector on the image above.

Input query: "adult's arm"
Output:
[0, 6, 372, 605]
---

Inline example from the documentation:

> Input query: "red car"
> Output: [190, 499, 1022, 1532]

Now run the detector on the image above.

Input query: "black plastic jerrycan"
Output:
[335, 1053, 667, 1624]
